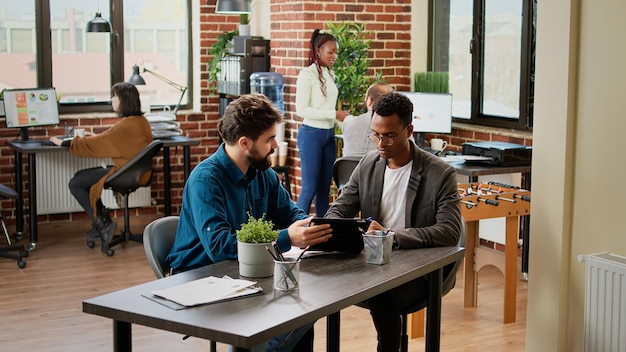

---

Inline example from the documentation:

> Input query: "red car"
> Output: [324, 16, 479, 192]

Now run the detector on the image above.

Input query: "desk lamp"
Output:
[128, 64, 187, 115]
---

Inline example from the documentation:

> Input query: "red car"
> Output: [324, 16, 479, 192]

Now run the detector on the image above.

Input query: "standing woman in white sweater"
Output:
[295, 29, 348, 216]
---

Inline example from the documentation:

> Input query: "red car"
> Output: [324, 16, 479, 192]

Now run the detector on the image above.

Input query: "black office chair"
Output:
[0, 184, 27, 268]
[142, 216, 218, 352]
[332, 156, 361, 193]
[101, 140, 163, 256]
[358, 219, 467, 352]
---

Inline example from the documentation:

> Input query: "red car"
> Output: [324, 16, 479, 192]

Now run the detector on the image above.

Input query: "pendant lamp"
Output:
[86, 12, 111, 33]
[215, 0, 251, 14]
[86, 0, 111, 33]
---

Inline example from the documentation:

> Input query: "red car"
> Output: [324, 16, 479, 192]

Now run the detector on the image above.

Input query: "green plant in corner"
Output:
[236, 213, 279, 244]
[208, 29, 239, 94]
[326, 22, 374, 115]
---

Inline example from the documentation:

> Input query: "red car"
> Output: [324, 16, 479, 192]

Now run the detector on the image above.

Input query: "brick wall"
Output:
[268, 0, 413, 193]
[0, 0, 533, 226]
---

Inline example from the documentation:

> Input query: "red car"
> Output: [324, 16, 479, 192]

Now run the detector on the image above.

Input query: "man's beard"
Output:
[248, 146, 273, 171]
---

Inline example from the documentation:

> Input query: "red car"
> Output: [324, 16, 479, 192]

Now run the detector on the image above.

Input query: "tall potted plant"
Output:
[236, 213, 279, 278]
[326, 22, 375, 115]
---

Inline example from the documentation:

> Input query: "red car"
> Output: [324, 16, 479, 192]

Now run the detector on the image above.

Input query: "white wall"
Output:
[527, 0, 626, 351]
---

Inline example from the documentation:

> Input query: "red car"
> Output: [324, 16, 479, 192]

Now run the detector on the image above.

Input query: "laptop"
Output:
[309, 218, 371, 253]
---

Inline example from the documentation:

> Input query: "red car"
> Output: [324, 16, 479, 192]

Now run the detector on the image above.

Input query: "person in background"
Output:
[325, 92, 463, 352]
[50, 82, 153, 253]
[295, 29, 348, 216]
[341, 81, 394, 158]
[167, 94, 332, 352]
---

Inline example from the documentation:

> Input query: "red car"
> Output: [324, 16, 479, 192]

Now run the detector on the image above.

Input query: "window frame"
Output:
[35, 0, 193, 114]
[430, 0, 535, 130]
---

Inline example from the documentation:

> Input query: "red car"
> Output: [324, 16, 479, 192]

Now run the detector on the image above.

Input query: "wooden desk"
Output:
[83, 247, 464, 352]
[7, 136, 199, 250]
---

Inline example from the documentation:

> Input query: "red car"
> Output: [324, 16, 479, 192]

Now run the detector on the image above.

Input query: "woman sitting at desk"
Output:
[50, 82, 152, 253]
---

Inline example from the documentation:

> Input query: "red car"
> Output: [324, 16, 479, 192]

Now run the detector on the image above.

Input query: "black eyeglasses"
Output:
[367, 126, 408, 146]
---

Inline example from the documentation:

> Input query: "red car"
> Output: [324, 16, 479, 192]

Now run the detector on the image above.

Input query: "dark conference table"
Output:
[7, 135, 199, 250]
[83, 246, 465, 352]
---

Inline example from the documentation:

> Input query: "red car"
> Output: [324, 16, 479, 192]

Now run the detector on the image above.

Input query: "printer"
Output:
[461, 141, 532, 167]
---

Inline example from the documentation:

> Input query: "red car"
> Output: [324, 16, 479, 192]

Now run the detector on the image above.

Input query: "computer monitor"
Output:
[2, 87, 60, 142]
[398, 91, 453, 147]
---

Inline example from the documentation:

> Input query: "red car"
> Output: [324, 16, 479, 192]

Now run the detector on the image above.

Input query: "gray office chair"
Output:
[142, 215, 217, 352]
[357, 218, 467, 352]
[0, 184, 27, 268]
[102, 140, 163, 256]
[142, 216, 179, 279]
[332, 156, 361, 193]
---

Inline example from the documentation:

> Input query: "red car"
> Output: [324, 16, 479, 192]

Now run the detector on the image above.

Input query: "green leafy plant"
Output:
[208, 29, 239, 94]
[236, 213, 279, 244]
[413, 71, 449, 93]
[326, 22, 374, 115]
[239, 13, 250, 25]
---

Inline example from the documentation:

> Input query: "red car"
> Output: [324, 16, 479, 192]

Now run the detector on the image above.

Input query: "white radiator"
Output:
[579, 252, 626, 352]
[36, 153, 152, 215]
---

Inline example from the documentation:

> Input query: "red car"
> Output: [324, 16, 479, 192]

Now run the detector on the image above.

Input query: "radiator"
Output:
[36, 153, 152, 215]
[579, 252, 626, 352]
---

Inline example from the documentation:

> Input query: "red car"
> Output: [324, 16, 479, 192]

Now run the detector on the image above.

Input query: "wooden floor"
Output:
[0, 214, 527, 351]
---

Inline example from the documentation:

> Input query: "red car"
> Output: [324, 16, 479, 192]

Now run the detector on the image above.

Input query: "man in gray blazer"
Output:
[325, 92, 463, 352]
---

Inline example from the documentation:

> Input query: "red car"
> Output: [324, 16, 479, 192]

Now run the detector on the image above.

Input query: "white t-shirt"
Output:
[379, 161, 413, 230]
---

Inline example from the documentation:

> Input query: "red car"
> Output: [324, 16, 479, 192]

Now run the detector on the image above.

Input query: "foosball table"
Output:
[459, 181, 531, 323]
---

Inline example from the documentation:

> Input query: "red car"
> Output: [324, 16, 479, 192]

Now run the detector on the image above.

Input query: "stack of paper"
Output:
[145, 112, 183, 138]
[151, 276, 261, 307]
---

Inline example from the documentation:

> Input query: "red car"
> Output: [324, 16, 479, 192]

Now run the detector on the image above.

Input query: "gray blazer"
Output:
[326, 141, 462, 249]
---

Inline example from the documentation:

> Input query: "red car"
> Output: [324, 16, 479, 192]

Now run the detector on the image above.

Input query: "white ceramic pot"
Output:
[238, 24, 250, 37]
[237, 241, 274, 278]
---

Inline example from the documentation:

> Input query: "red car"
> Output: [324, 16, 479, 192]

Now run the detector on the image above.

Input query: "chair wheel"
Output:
[87, 240, 95, 249]
[18, 260, 26, 269]
[106, 248, 115, 257]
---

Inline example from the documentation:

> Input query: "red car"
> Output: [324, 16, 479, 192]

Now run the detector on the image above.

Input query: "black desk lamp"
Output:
[128, 64, 188, 115]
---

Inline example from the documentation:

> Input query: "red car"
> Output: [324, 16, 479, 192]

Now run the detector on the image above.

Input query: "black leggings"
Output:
[68, 166, 111, 221]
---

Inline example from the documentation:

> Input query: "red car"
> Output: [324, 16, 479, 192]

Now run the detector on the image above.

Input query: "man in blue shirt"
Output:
[167, 93, 332, 352]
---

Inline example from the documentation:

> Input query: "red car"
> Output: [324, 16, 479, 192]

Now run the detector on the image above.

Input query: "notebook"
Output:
[309, 218, 371, 253]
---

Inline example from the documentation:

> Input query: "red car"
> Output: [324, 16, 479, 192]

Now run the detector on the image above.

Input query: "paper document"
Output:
[151, 276, 261, 307]
[282, 246, 327, 259]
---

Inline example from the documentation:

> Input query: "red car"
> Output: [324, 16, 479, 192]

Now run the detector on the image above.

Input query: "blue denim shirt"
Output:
[167, 144, 308, 272]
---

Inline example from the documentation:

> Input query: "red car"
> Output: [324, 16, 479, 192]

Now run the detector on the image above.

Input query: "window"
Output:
[0, 0, 191, 114]
[431, 0, 535, 130]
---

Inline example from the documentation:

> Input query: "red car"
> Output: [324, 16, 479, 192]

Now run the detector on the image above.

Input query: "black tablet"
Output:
[309, 217, 371, 253]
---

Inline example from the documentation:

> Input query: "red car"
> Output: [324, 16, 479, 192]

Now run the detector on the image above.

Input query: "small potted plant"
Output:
[236, 213, 279, 278]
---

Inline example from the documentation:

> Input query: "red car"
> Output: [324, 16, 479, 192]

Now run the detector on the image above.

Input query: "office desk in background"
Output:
[7, 135, 199, 250]
[83, 246, 464, 352]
